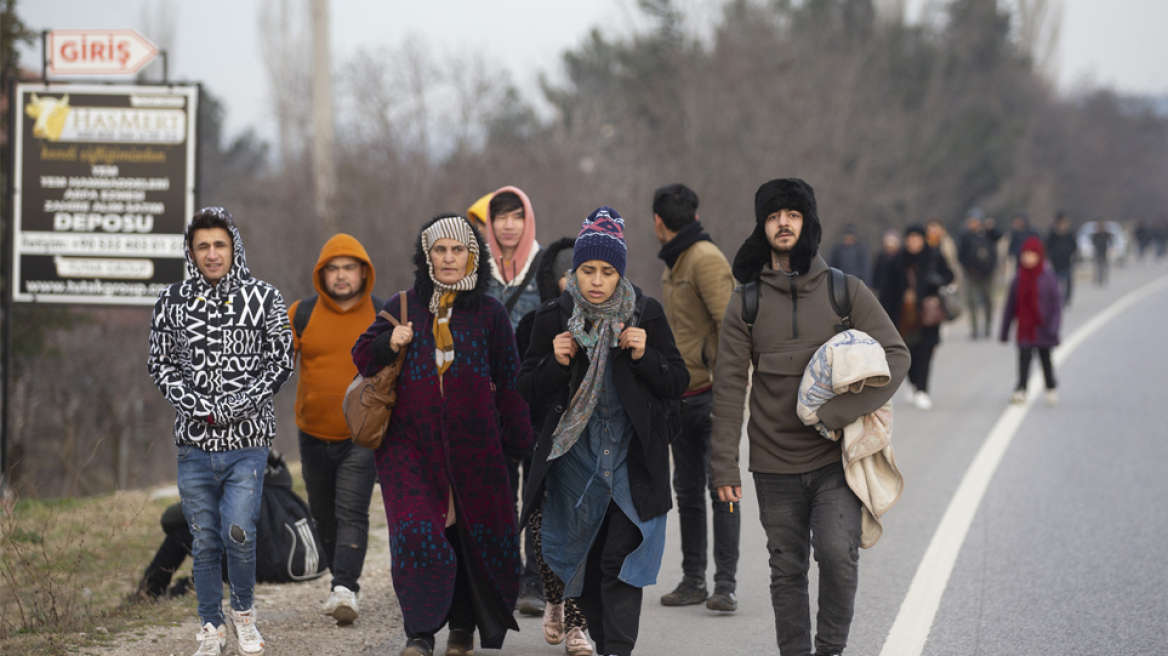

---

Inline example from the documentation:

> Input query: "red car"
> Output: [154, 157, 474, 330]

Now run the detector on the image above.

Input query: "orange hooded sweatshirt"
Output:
[288, 234, 378, 441]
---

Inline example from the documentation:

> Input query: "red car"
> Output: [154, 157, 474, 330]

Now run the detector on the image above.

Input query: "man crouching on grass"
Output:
[147, 207, 294, 656]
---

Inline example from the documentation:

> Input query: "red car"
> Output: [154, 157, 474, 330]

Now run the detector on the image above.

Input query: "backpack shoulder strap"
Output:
[293, 295, 317, 339]
[737, 281, 760, 333]
[504, 250, 544, 314]
[827, 267, 854, 333]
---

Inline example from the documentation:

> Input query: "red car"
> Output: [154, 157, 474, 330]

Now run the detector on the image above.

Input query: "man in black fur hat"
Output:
[710, 179, 909, 656]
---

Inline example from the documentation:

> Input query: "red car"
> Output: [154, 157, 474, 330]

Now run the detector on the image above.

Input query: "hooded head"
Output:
[483, 186, 537, 283]
[313, 234, 376, 313]
[184, 206, 250, 292]
[466, 192, 493, 227]
[412, 214, 492, 311]
[573, 206, 628, 277]
[1020, 235, 1045, 269]
[536, 237, 577, 302]
[732, 178, 822, 282]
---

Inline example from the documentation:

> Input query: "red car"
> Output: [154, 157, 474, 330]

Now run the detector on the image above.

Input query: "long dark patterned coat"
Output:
[352, 215, 532, 648]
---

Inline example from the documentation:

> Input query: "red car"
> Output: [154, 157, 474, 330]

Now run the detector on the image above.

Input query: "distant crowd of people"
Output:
[146, 179, 1162, 656]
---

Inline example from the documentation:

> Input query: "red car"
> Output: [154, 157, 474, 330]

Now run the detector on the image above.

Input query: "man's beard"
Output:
[327, 286, 362, 302]
[770, 232, 797, 255]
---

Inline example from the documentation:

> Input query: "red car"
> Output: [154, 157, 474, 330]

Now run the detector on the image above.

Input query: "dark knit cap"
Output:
[573, 206, 627, 277]
[904, 224, 927, 239]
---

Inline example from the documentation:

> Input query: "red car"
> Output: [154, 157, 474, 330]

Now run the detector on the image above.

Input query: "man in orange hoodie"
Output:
[288, 235, 382, 626]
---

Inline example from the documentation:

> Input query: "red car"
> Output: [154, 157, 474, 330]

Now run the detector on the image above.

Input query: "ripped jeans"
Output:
[176, 444, 268, 627]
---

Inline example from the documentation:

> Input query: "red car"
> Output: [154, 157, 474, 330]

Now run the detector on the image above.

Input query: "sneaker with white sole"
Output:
[329, 585, 359, 624]
[230, 607, 265, 655]
[1010, 389, 1027, 405]
[564, 626, 593, 656]
[192, 622, 226, 656]
[914, 391, 933, 410]
[1045, 389, 1058, 406]
[543, 601, 565, 645]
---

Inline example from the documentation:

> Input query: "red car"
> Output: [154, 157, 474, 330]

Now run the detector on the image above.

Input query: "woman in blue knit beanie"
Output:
[517, 206, 689, 656]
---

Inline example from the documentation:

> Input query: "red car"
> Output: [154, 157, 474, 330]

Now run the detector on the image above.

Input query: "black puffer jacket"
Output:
[518, 286, 689, 526]
[147, 209, 294, 451]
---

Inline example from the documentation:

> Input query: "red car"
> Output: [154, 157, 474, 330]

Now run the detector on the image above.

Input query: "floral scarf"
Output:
[547, 274, 637, 461]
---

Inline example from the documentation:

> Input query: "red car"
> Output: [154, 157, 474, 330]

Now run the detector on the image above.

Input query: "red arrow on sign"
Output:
[47, 29, 159, 76]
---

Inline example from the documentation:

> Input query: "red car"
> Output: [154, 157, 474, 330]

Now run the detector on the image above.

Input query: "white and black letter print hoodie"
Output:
[148, 209, 294, 451]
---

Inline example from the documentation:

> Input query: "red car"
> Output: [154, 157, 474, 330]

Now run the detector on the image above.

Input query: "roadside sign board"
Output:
[11, 83, 198, 305]
[47, 29, 159, 77]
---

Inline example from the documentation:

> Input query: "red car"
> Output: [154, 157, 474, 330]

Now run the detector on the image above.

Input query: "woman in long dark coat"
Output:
[878, 224, 954, 410]
[519, 207, 689, 656]
[352, 214, 532, 656]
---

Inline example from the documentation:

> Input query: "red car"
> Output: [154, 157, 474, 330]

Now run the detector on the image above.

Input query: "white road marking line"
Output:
[879, 274, 1168, 656]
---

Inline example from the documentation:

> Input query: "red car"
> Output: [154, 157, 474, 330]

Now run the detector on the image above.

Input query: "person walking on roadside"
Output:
[827, 224, 871, 286]
[650, 184, 741, 612]
[519, 207, 689, 656]
[479, 186, 547, 616]
[880, 224, 954, 410]
[287, 235, 381, 625]
[1091, 220, 1114, 286]
[957, 209, 997, 339]
[711, 179, 909, 656]
[1000, 236, 1062, 407]
[1007, 212, 1038, 264]
[515, 236, 596, 656]
[870, 230, 902, 296]
[1045, 212, 1078, 307]
[926, 217, 962, 291]
[148, 207, 294, 656]
[352, 214, 533, 656]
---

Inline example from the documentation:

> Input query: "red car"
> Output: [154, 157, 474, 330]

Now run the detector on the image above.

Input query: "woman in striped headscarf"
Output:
[352, 214, 533, 656]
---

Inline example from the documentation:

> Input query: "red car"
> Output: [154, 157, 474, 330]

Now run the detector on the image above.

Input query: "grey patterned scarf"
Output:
[547, 274, 637, 461]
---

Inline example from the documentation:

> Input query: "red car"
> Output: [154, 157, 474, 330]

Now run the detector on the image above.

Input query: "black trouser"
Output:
[1055, 266, 1074, 306]
[506, 455, 542, 588]
[907, 334, 938, 394]
[576, 502, 645, 656]
[298, 431, 376, 592]
[670, 390, 740, 593]
[964, 274, 994, 336]
[1017, 347, 1056, 391]
[1094, 254, 1108, 286]
[755, 463, 863, 656]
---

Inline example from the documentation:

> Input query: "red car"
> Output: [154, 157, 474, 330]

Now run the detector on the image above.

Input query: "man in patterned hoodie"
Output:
[148, 207, 295, 656]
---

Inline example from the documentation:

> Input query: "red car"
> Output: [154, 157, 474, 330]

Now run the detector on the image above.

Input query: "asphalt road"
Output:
[377, 257, 1168, 656]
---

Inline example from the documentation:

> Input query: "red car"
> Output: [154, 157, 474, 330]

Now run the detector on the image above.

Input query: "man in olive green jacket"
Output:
[652, 184, 741, 613]
[712, 179, 909, 656]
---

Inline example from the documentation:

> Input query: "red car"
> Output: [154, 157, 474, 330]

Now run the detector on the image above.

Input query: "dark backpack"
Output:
[739, 267, 853, 334]
[254, 458, 328, 583]
[294, 294, 386, 339]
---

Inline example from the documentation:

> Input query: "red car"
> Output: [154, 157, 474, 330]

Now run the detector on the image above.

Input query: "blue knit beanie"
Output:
[572, 206, 627, 277]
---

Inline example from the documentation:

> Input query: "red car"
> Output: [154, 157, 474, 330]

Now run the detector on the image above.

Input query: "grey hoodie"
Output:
[147, 209, 294, 451]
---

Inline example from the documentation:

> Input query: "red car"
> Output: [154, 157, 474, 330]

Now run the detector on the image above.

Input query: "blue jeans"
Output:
[177, 445, 268, 626]
[671, 390, 740, 592]
[755, 463, 862, 656]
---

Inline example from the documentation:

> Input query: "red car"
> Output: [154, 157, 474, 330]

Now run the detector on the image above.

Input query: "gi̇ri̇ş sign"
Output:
[11, 83, 198, 305]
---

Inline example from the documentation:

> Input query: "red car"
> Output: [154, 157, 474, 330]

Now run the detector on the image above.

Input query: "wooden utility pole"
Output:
[311, 0, 337, 231]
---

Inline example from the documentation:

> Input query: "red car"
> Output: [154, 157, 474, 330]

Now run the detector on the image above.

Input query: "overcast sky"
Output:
[16, 0, 1168, 147]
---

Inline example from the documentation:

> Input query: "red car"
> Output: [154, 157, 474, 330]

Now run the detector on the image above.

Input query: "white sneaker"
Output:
[564, 626, 594, 656]
[192, 622, 226, 656]
[230, 607, 265, 656]
[1045, 389, 1058, 406]
[914, 391, 933, 410]
[1010, 389, 1027, 405]
[900, 383, 916, 404]
[330, 585, 359, 624]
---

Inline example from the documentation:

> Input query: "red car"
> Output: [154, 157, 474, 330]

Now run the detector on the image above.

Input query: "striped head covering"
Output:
[421, 216, 480, 376]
